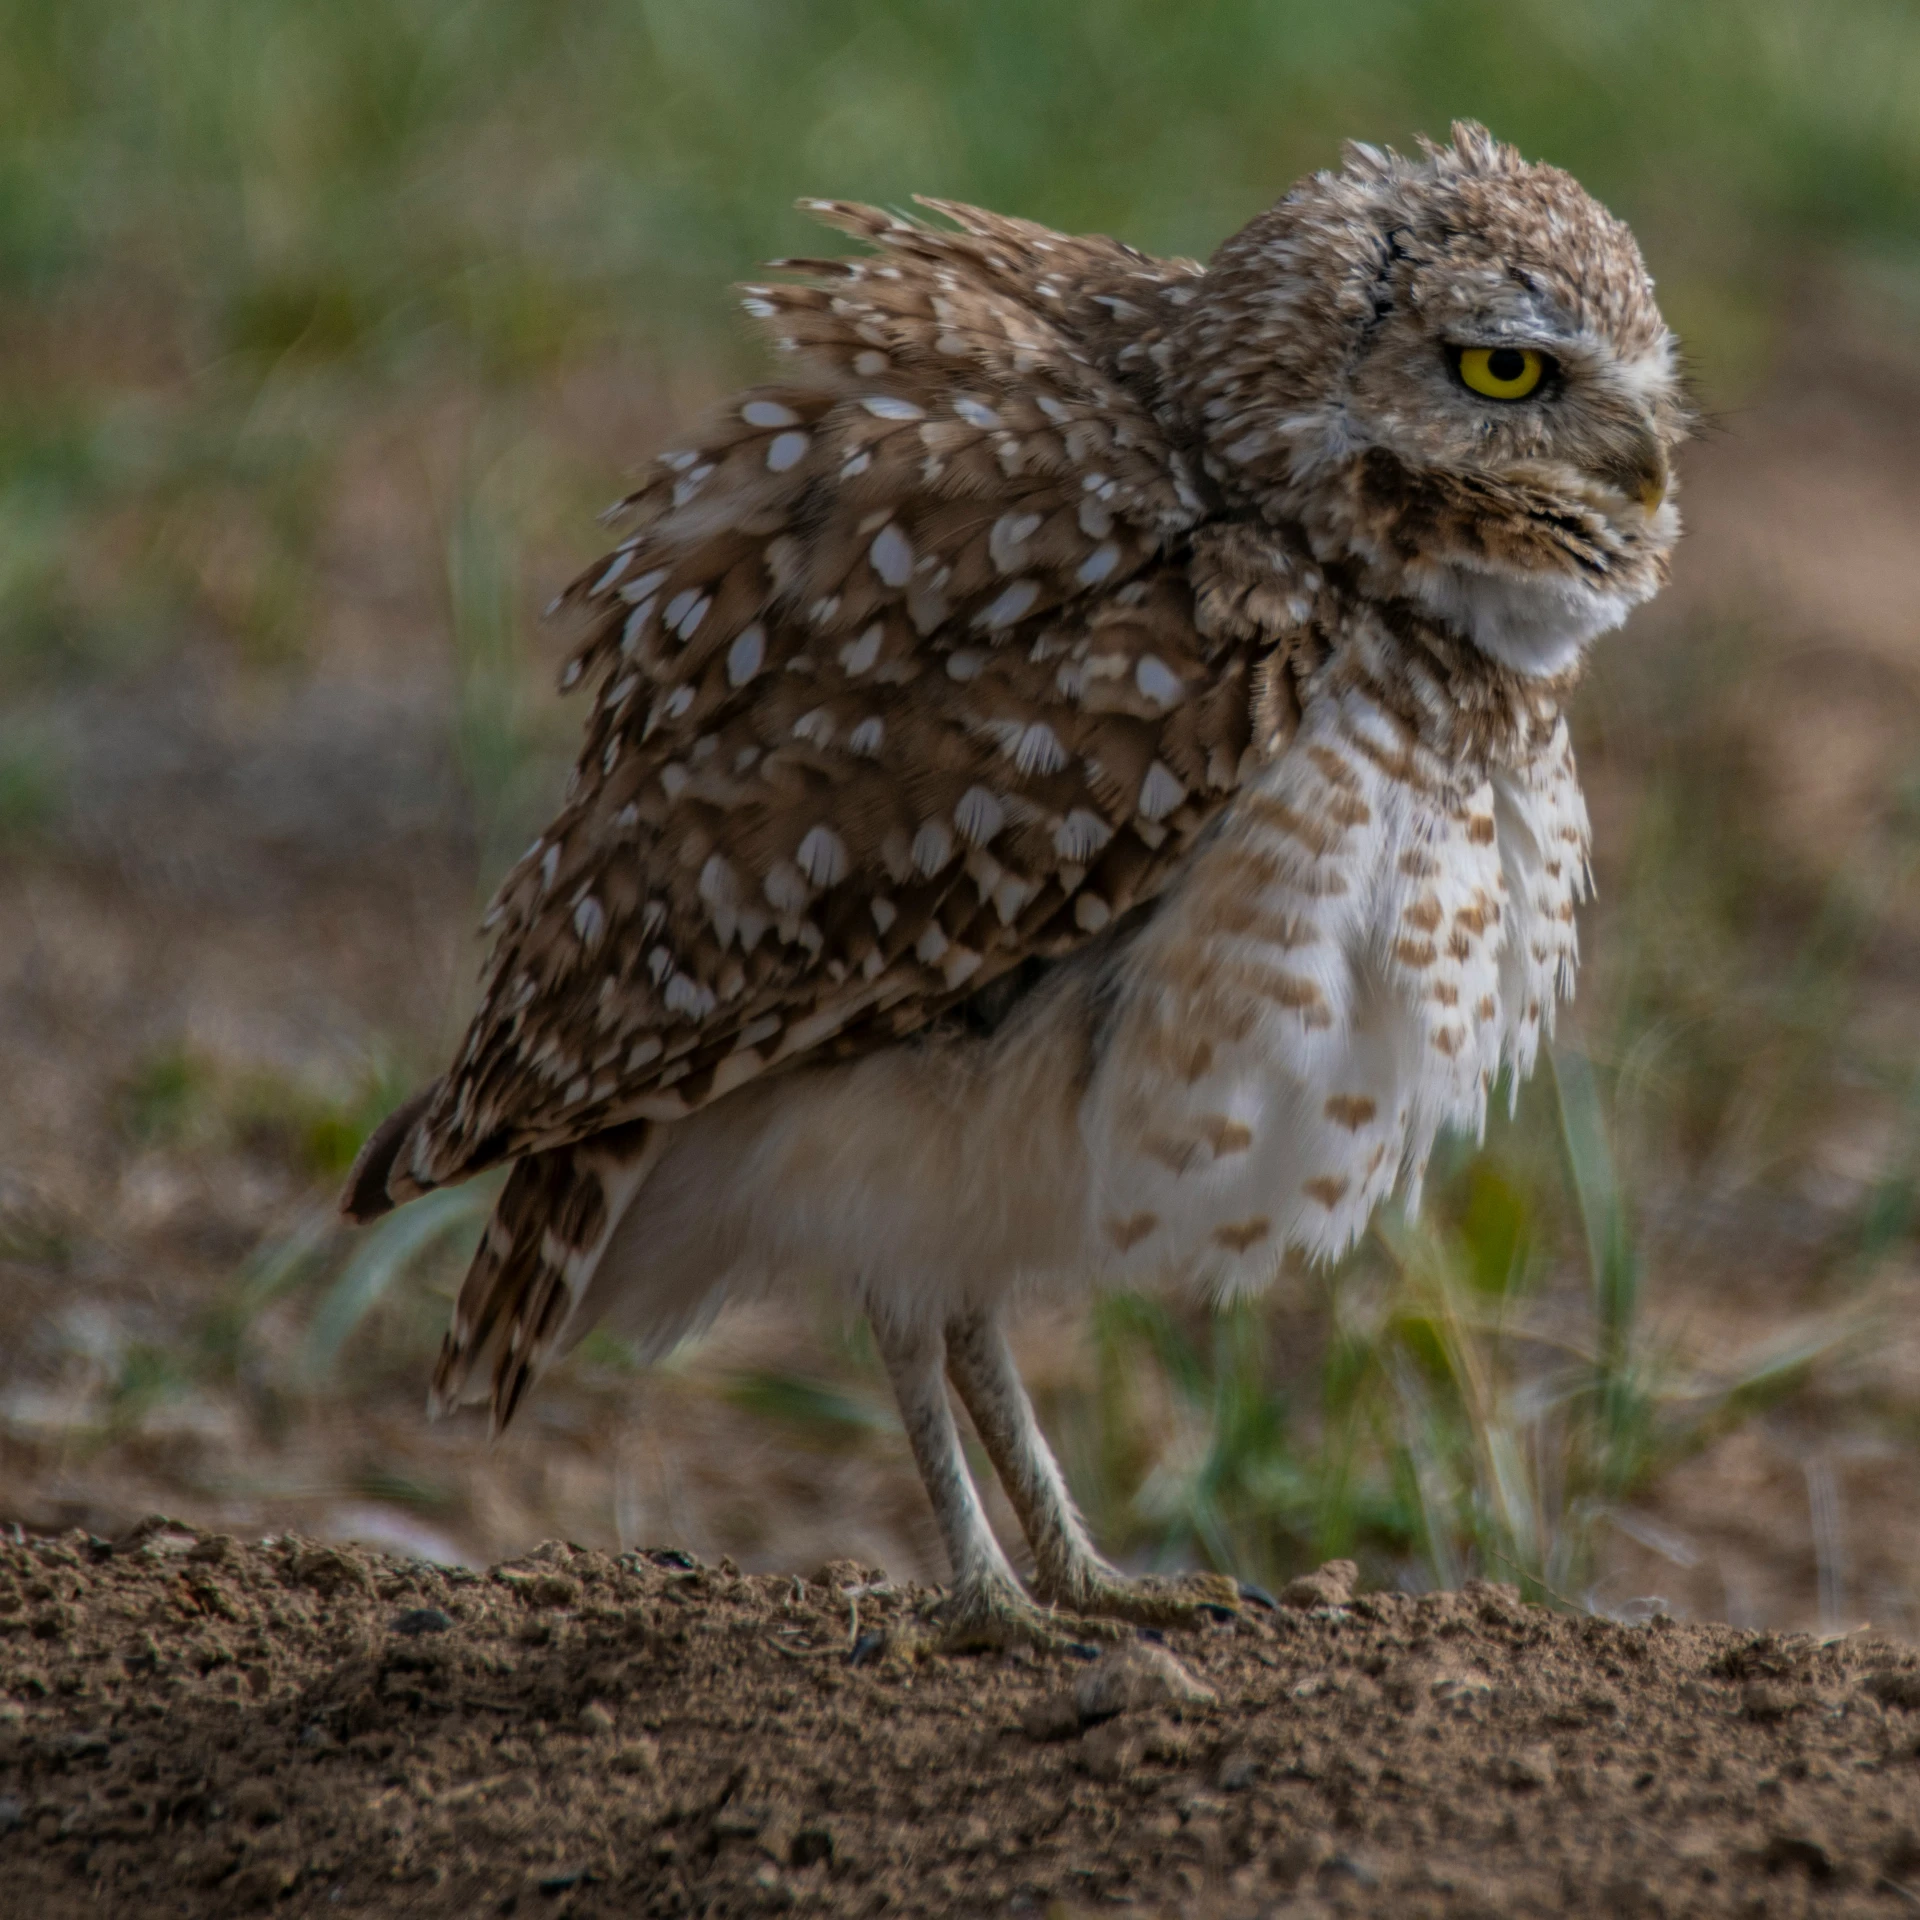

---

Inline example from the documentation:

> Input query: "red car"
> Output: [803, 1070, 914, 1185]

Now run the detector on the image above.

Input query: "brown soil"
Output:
[5, 1528, 1920, 1918]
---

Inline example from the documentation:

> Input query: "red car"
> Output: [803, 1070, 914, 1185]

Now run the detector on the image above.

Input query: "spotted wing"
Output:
[382, 206, 1312, 1201]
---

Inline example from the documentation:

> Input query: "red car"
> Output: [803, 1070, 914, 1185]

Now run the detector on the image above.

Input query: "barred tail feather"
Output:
[428, 1122, 664, 1433]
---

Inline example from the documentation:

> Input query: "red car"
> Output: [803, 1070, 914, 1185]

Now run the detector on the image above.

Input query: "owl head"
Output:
[1170, 123, 1691, 676]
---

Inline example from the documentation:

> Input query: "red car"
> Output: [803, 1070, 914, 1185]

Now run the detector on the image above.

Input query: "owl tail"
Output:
[428, 1122, 665, 1434]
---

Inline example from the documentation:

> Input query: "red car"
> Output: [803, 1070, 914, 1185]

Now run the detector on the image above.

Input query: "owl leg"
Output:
[944, 1307, 1240, 1627]
[870, 1312, 1112, 1652]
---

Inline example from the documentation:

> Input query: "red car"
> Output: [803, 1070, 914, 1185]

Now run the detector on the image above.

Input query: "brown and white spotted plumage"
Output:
[345, 126, 1688, 1641]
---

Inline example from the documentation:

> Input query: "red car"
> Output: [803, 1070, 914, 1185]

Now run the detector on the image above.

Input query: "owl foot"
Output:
[1031, 1564, 1244, 1629]
[923, 1575, 1124, 1655]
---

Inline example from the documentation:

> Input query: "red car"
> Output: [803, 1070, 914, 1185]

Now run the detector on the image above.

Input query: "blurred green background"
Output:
[2, 0, 1918, 1628]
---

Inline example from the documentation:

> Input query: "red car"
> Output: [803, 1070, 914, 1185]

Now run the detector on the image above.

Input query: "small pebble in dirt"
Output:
[230, 1779, 283, 1826]
[392, 1607, 453, 1636]
[1762, 1831, 1834, 1880]
[846, 1630, 888, 1667]
[1502, 1745, 1555, 1791]
[1279, 1558, 1357, 1610]
[1217, 1747, 1258, 1791]
[1077, 1712, 1189, 1782]
[610, 1737, 659, 1778]
[293, 1547, 369, 1597]
[577, 1700, 616, 1737]
[1074, 1642, 1217, 1723]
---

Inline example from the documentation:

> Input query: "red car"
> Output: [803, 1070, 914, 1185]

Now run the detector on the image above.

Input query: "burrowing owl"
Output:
[346, 124, 1685, 1642]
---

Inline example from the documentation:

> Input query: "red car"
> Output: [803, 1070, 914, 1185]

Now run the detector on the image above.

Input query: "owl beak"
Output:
[1597, 432, 1669, 514]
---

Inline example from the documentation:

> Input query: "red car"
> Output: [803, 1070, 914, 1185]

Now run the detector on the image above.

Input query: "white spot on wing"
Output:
[989, 513, 1042, 573]
[742, 399, 800, 428]
[1138, 760, 1186, 820]
[912, 820, 953, 874]
[727, 624, 766, 685]
[955, 786, 1005, 845]
[665, 589, 710, 640]
[869, 523, 914, 588]
[1012, 722, 1068, 776]
[1134, 655, 1184, 708]
[672, 465, 713, 507]
[977, 580, 1040, 630]
[766, 431, 810, 472]
[796, 825, 850, 887]
[861, 395, 924, 421]
[763, 860, 811, 913]
[839, 624, 883, 675]
[664, 972, 716, 1018]
[1053, 808, 1113, 860]
[1076, 541, 1121, 586]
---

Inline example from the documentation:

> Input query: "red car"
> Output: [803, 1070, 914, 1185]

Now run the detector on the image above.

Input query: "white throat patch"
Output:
[1405, 562, 1636, 678]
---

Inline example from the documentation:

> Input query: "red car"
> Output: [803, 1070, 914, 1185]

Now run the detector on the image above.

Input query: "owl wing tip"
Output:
[339, 1080, 444, 1224]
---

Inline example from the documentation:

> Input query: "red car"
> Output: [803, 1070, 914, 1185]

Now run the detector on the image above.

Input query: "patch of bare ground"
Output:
[4, 1530, 1920, 1919]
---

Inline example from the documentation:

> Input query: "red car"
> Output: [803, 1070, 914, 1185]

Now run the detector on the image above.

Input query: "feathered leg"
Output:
[870, 1312, 1112, 1651]
[944, 1307, 1239, 1625]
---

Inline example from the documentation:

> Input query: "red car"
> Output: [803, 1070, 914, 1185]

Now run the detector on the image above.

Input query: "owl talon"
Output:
[922, 1579, 1125, 1655]
[1031, 1566, 1242, 1630]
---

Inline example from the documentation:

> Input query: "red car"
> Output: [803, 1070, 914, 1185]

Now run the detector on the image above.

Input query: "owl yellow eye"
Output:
[1456, 345, 1546, 401]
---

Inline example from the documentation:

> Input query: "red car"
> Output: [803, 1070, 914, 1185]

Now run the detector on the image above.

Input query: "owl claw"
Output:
[920, 1576, 1124, 1655]
[1031, 1565, 1242, 1629]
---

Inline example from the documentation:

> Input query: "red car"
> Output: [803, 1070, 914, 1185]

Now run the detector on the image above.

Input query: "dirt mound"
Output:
[3, 1526, 1919, 1917]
